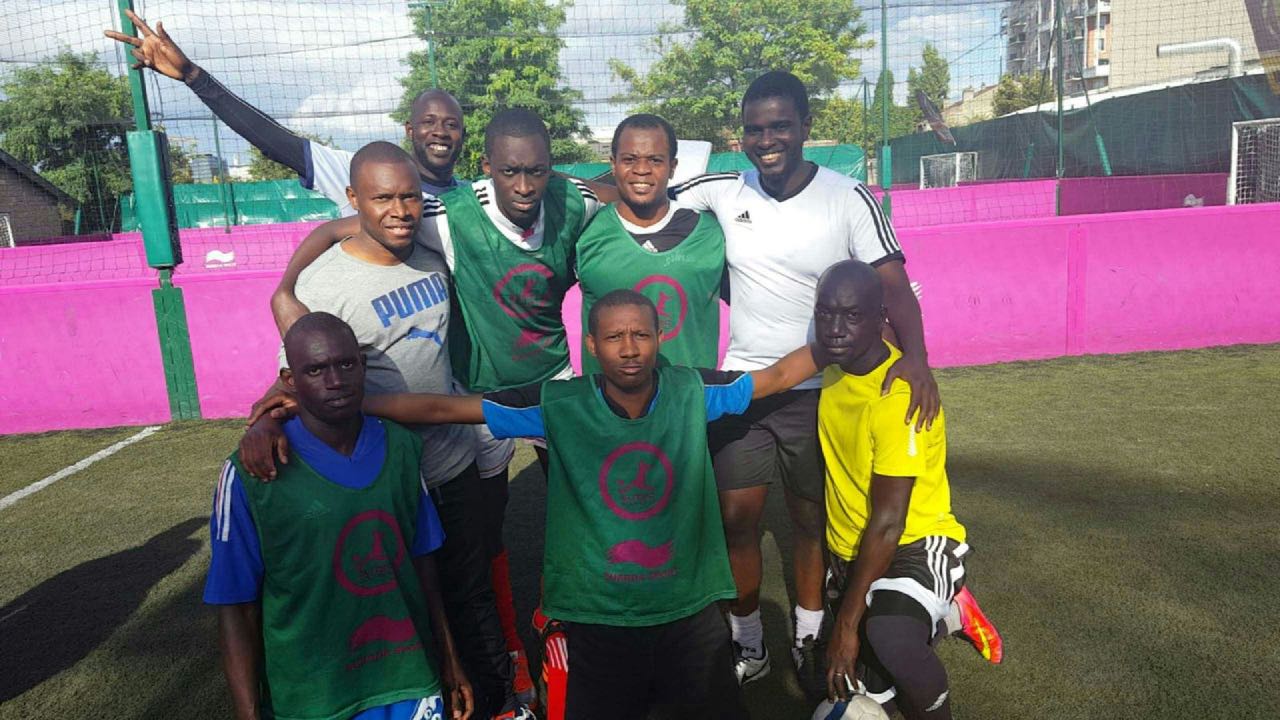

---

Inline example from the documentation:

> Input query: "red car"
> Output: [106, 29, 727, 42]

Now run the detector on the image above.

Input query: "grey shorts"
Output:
[708, 388, 824, 502]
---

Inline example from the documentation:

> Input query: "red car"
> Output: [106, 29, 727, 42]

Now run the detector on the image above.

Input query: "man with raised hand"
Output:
[667, 70, 940, 695]
[358, 289, 825, 720]
[575, 114, 725, 375]
[814, 260, 1002, 719]
[206, 311, 471, 720]
[105, 10, 466, 217]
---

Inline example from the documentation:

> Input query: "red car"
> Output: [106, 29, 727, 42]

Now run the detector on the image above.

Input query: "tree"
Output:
[868, 69, 917, 141]
[907, 43, 950, 120]
[610, 0, 871, 148]
[0, 52, 132, 232]
[395, 0, 594, 178]
[248, 132, 333, 181]
[992, 72, 1053, 116]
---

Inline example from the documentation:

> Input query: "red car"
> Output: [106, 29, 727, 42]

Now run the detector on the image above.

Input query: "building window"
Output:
[1098, 36, 1105, 51]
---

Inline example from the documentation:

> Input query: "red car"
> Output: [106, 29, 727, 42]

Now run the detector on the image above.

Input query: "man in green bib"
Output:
[270, 109, 605, 717]
[358, 289, 823, 719]
[204, 312, 471, 720]
[576, 114, 725, 375]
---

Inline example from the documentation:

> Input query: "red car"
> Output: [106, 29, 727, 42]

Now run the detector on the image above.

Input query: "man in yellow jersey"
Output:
[813, 260, 1001, 720]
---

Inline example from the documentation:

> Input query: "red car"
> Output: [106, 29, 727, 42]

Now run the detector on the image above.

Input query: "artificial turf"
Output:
[1, 345, 1277, 718]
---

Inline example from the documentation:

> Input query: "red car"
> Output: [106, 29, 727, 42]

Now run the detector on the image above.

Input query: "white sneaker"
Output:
[733, 642, 771, 685]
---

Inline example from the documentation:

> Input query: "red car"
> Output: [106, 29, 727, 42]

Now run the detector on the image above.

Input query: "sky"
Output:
[4, 0, 1008, 166]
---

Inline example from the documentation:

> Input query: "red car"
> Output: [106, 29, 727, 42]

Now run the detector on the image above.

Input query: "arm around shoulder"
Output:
[363, 393, 485, 426]
[750, 344, 820, 399]
[271, 216, 360, 335]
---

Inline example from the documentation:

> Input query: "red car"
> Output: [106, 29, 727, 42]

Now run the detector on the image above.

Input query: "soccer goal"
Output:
[1228, 119, 1280, 205]
[919, 152, 978, 189]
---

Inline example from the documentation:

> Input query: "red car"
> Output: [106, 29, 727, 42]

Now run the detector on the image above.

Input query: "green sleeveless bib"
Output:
[540, 367, 736, 626]
[234, 421, 439, 720]
[441, 177, 583, 392]
[576, 206, 724, 375]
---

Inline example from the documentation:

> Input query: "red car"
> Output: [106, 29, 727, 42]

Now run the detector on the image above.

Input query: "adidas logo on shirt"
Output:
[733, 210, 752, 224]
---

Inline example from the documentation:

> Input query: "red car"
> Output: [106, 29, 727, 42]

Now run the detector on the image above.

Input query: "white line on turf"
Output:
[0, 426, 162, 512]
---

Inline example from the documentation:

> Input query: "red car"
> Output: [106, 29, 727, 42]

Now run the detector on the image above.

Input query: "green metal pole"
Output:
[118, 0, 150, 131]
[212, 113, 234, 231]
[1055, 0, 1065, 215]
[118, 0, 202, 420]
[880, 0, 892, 217]
[427, 4, 439, 88]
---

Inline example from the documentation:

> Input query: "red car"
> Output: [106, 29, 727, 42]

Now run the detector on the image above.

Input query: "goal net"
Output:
[919, 152, 978, 189]
[1228, 119, 1280, 205]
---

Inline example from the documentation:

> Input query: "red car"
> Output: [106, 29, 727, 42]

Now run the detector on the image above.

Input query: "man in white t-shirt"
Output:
[105, 10, 466, 215]
[669, 71, 941, 697]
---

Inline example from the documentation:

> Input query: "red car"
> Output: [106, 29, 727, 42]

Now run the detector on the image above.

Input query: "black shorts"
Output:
[708, 388, 824, 502]
[564, 603, 746, 720]
[827, 536, 970, 626]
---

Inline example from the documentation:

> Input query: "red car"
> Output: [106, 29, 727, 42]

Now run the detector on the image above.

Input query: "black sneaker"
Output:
[792, 634, 827, 700]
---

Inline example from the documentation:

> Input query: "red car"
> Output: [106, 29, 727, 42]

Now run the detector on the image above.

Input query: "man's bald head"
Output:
[411, 88, 463, 119]
[817, 259, 883, 309]
[814, 260, 888, 372]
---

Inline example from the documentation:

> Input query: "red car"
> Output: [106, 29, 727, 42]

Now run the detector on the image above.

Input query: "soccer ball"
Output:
[811, 695, 891, 720]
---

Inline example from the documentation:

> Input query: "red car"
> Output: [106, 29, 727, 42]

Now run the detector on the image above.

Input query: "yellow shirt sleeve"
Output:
[870, 387, 928, 479]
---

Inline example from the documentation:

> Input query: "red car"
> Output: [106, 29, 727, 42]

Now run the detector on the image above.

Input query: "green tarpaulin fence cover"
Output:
[120, 179, 339, 230]
[888, 75, 1280, 185]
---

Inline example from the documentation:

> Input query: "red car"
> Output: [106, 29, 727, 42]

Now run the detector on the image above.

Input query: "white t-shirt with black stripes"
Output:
[416, 177, 602, 269]
[670, 165, 902, 389]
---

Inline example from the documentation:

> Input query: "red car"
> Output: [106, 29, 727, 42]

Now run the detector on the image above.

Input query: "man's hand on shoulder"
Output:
[239, 417, 289, 481]
[882, 354, 940, 432]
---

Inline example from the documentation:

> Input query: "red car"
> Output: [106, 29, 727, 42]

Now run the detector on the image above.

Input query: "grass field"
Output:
[2, 345, 1279, 719]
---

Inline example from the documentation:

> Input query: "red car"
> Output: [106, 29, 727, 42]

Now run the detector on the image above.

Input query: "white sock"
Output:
[794, 605, 825, 645]
[729, 609, 764, 657]
[944, 601, 963, 636]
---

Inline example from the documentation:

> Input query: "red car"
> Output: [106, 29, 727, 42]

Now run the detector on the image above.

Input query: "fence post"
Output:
[118, 0, 202, 420]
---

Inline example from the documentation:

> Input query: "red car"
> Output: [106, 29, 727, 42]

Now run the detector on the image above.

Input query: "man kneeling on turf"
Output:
[816, 261, 1001, 719]
[204, 312, 472, 720]
[358, 289, 822, 720]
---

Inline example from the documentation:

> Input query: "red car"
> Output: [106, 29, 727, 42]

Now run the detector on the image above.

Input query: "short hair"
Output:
[611, 113, 678, 159]
[484, 108, 551, 157]
[587, 289, 660, 335]
[409, 88, 463, 118]
[349, 141, 416, 189]
[283, 312, 359, 367]
[742, 71, 810, 118]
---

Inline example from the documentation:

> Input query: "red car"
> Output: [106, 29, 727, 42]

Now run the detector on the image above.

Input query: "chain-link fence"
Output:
[3, 0, 1278, 247]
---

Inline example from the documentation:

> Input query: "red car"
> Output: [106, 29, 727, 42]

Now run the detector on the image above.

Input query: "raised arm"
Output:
[363, 393, 485, 426]
[105, 11, 310, 176]
[217, 603, 263, 720]
[271, 216, 361, 335]
[749, 344, 820, 399]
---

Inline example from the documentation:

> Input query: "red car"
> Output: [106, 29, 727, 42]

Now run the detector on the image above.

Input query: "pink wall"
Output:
[4, 201, 1279, 435]
[0, 278, 172, 434]
[902, 203, 1280, 365]
[1059, 173, 1228, 215]
[871, 179, 1057, 227]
